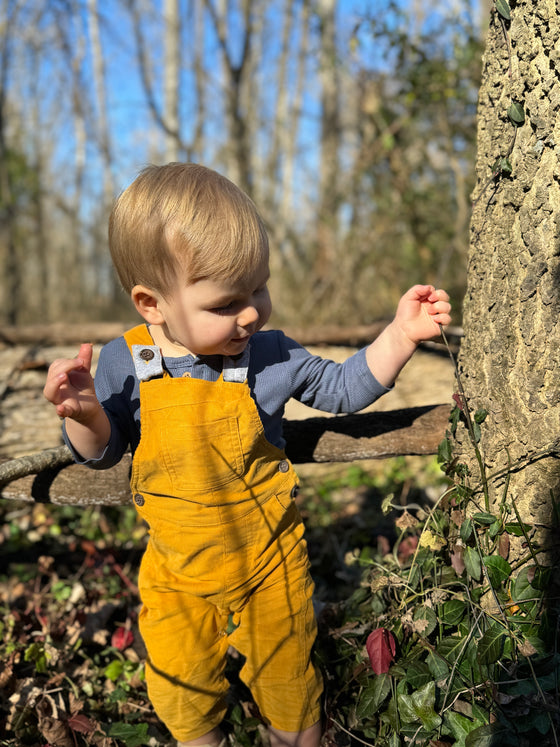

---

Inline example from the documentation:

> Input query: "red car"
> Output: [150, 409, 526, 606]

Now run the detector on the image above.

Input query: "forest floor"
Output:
[0, 343, 456, 746]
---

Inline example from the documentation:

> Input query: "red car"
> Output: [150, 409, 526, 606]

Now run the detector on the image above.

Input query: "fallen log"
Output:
[0, 404, 451, 506]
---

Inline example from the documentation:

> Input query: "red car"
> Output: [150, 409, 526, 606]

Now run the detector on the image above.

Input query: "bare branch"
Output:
[0, 405, 451, 505]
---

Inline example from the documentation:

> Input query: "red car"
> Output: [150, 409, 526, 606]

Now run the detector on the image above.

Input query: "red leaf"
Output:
[366, 628, 396, 675]
[452, 392, 464, 411]
[111, 627, 134, 651]
[68, 713, 95, 734]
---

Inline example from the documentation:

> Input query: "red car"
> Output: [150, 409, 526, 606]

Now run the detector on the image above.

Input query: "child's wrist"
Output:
[67, 403, 107, 432]
[387, 320, 420, 353]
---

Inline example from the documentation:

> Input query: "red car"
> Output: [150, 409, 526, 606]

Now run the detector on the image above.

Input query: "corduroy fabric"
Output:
[124, 326, 323, 742]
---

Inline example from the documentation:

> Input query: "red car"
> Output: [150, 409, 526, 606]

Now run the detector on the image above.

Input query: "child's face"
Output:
[154, 259, 272, 357]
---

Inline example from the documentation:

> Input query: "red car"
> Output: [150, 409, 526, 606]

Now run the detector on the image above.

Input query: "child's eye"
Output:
[211, 301, 235, 314]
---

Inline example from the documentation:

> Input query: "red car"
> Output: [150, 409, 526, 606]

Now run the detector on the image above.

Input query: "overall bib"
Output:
[124, 325, 323, 742]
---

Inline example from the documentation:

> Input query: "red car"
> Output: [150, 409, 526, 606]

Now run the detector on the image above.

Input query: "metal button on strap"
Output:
[134, 493, 145, 506]
[278, 460, 289, 473]
[139, 349, 155, 361]
[291, 485, 300, 499]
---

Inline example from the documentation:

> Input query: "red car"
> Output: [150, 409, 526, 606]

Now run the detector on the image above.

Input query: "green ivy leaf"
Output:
[511, 565, 538, 600]
[405, 661, 432, 689]
[445, 709, 482, 746]
[438, 635, 466, 665]
[483, 555, 511, 588]
[508, 101, 525, 126]
[495, 0, 511, 20]
[106, 722, 150, 747]
[478, 624, 505, 665]
[397, 681, 442, 730]
[473, 421, 481, 443]
[356, 674, 392, 719]
[438, 436, 453, 464]
[465, 722, 513, 746]
[460, 518, 473, 542]
[504, 522, 532, 536]
[450, 407, 461, 433]
[426, 650, 449, 680]
[464, 546, 481, 581]
[499, 157, 513, 173]
[474, 408, 488, 424]
[440, 599, 467, 626]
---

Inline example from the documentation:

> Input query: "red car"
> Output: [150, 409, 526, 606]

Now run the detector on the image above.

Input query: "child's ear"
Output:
[131, 285, 165, 325]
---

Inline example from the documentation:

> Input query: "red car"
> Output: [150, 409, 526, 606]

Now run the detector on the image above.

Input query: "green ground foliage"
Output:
[1, 420, 559, 745]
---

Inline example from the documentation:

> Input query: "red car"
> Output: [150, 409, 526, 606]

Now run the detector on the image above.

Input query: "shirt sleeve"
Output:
[250, 330, 391, 417]
[285, 337, 391, 413]
[63, 337, 139, 470]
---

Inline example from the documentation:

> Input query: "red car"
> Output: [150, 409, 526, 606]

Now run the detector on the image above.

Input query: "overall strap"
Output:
[123, 323, 250, 383]
[222, 347, 250, 383]
[123, 325, 164, 381]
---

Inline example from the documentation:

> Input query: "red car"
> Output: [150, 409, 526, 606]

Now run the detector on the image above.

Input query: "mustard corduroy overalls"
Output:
[123, 325, 323, 742]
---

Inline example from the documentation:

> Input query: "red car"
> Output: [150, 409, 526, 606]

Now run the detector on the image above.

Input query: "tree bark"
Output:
[458, 1, 560, 560]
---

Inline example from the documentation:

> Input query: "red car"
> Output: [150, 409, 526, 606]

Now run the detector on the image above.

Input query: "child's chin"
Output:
[225, 338, 250, 354]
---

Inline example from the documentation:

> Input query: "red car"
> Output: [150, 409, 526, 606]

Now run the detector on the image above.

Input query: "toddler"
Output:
[43, 163, 451, 747]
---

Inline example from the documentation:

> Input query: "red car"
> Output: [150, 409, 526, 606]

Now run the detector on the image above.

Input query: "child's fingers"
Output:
[407, 284, 435, 301]
[426, 299, 451, 314]
[428, 303, 452, 327]
[43, 367, 68, 404]
[76, 343, 94, 372]
[43, 356, 87, 404]
[55, 402, 76, 419]
[426, 288, 450, 303]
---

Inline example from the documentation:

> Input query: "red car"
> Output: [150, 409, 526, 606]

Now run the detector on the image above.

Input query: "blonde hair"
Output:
[108, 163, 269, 296]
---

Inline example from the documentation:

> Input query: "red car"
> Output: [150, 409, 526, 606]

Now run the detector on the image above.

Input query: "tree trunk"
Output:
[313, 0, 340, 307]
[0, 0, 19, 326]
[458, 0, 560, 562]
[163, 0, 181, 162]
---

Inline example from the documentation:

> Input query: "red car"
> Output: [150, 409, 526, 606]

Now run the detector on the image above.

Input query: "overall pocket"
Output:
[160, 414, 245, 491]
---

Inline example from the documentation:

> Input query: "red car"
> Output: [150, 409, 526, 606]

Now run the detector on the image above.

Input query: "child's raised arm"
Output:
[43, 343, 111, 460]
[365, 285, 451, 388]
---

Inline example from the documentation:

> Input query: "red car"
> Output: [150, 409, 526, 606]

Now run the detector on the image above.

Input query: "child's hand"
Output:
[43, 343, 100, 422]
[395, 285, 451, 345]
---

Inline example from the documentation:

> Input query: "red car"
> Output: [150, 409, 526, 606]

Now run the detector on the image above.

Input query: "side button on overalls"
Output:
[123, 325, 323, 742]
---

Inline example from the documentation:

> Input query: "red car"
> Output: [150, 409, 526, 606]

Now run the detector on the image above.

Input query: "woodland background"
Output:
[8, 1, 560, 746]
[0, 0, 487, 329]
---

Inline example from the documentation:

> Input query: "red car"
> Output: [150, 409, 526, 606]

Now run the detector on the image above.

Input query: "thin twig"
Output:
[328, 717, 376, 747]
[440, 325, 490, 510]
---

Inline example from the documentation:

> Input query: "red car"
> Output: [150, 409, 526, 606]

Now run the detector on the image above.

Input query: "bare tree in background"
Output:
[0, 0, 19, 326]
[204, 0, 256, 193]
[0, 0, 482, 326]
[163, 0, 181, 162]
[313, 0, 341, 304]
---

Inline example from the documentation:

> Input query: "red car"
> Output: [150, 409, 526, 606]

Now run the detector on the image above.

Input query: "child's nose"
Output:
[239, 304, 259, 328]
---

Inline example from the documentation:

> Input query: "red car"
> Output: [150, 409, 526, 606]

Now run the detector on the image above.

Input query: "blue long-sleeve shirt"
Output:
[65, 328, 389, 468]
